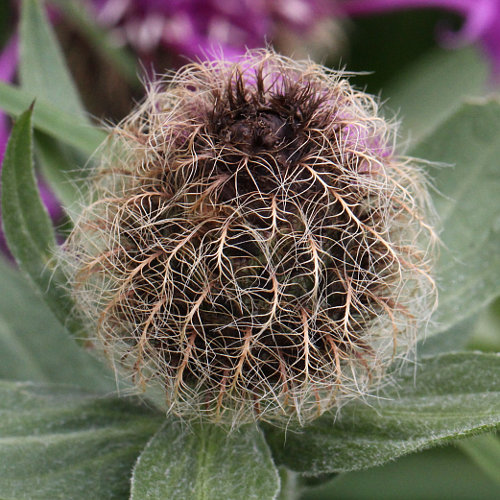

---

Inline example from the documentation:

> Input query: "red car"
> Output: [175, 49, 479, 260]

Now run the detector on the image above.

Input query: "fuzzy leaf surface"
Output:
[411, 100, 500, 334]
[0, 81, 106, 155]
[0, 256, 113, 391]
[302, 444, 500, 500]
[131, 421, 280, 500]
[265, 353, 500, 475]
[0, 381, 162, 499]
[0, 106, 79, 335]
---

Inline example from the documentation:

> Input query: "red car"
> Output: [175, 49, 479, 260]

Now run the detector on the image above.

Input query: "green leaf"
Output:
[0, 81, 106, 155]
[0, 255, 113, 391]
[19, 0, 88, 119]
[459, 434, 500, 486]
[34, 132, 90, 219]
[265, 353, 500, 476]
[417, 316, 476, 358]
[469, 297, 500, 352]
[301, 444, 500, 500]
[1, 106, 79, 335]
[19, 0, 94, 212]
[385, 46, 488, 146]
[131, 422, 280, 500]
[411, 99, 500, 334]
[0, 381, 162, 499]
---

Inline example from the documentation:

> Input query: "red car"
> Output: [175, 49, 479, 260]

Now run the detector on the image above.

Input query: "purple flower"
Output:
[90, 0, 333, 60]
[342, 0, 500, 77]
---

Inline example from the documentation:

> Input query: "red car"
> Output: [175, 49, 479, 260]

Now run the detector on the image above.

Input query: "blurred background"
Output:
[0, 1, 491, 123]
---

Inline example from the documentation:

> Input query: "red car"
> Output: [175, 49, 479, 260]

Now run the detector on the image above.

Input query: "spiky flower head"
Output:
[65, 49, 436, 426]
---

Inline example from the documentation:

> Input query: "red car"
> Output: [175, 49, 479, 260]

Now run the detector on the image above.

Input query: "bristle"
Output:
[63, 49, 437, 427]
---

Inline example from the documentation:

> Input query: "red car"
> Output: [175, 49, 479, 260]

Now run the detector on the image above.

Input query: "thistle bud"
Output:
[65, 50, 436, 426]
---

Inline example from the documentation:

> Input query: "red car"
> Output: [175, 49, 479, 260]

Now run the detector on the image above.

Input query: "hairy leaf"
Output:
[1, 106, 79, 335]
[417, 316, 476, 358]
[265, 353, 500, 475]
[0, 256, 113, 391]
[34, 132, 90, 220]
[131, 421, 280, 500]
[0, 381, 162, 499]
[469, 297, 500, 352]
[412, 100, 500, 334]
[302, 444, 500, 500]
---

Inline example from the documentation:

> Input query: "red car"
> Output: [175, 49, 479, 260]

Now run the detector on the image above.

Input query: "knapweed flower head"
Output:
[64, 49, 436, 427]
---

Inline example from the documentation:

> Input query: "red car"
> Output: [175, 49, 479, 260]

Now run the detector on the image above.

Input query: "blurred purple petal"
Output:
[39, 181, 63, 221]
[90, 0, 334, 60]
[342, 0, 500, 77]
[0, 35, 18, 81]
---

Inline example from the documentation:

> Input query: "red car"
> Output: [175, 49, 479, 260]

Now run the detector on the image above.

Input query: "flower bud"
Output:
[65, 50, 436, 426]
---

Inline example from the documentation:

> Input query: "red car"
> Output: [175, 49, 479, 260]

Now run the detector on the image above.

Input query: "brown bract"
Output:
[64, 50, 436, 426]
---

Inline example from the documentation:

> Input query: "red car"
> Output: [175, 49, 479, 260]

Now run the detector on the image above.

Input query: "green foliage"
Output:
[301, 445, 500, 500]
[469, 298, 500, 352]
[0, 256, 113, 390]
[385, 47, 488, 145]
[0, 81, 106, 155]
[265, 353, 500, 475]
[34, 132, 90, 219]
[459, 434, 500, 486]
[1, 106, 80, 336]
[412, 100, 500, 335]
[131, 422, 280, 500]
[0, 381, 162, 500]
[19, 0, 93, 214]
[417, 316, 476, 357]
[19, 0, 88, 119]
